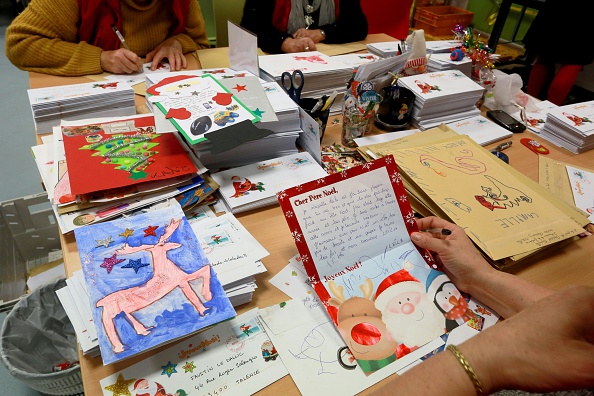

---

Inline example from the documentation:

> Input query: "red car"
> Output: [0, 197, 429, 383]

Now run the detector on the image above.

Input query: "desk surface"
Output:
[30, 34, 594, 396]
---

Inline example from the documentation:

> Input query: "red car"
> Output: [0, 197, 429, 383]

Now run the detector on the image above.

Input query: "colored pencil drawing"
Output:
[74, 204, 235, 365]
[444, 198, 472, 213]
[420, 149, 487, 175]
[61, 115, 198, 196]
[474, 174, 533, 211]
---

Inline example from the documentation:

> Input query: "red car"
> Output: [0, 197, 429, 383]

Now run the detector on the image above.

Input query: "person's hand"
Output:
[293, 28, 325, 43]
[410, 216, 494, 293]
[281, 37, 316, 53]
[460, 285, 594, 394]
[145, 37, 187, 71]
[100, 49, 143, 74]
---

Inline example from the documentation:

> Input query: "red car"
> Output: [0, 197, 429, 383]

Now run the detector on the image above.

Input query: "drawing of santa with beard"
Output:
[374, 268, 446, 354]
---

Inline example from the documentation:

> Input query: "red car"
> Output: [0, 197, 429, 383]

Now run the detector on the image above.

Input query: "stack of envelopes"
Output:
[27, 81, 136, 134]
[258, 51, 353, 104]
[427, 53, 473, 77]
[356, 125, 590, 269]
[146, 69, 302, 169]
[397, 70, 484, 130]
[210, 152, 328, 214]
[538, 100, 594, 153]
[30, 114, 217, 234]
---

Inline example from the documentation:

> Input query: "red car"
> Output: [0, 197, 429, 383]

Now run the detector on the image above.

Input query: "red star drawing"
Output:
[100, 254, 126, 274]
[212, 92, 234, 106]
[143, 225, 159, 237]
[233, 84, 247, 92]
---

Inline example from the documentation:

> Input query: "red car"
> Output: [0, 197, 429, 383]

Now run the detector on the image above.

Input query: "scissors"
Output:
[281, 69, 304, 105]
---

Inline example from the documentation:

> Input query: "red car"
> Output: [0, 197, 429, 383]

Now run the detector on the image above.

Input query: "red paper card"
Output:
[277, 156, 470, 374]
[62, 115, 197, 195]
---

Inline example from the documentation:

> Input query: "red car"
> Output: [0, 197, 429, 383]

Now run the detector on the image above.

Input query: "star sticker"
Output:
[130, 170, 148, 181]
[252, 108, 265, 117]
[119, 228, 134, 239]
[161, 361, 177, 377]
[95, 235, 113, 248]
[122, 258, 150, 273]
[143, 225, 159, 237]
[104, 373, 136, 396]
[233, 84, 247, 92]
[100, 254, 126, 274]
[182, 361, 196, 373]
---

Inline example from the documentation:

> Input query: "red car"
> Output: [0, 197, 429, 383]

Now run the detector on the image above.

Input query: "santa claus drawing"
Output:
[229, 176, 264, 198]
[374, 269, 446, 350]
[133, 379, 167, 396]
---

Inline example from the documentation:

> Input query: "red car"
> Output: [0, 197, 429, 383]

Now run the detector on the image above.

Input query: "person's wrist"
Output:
[458, 332, 502, 394]
[447, 345, 485, 395]
[280, 37, 293, 53]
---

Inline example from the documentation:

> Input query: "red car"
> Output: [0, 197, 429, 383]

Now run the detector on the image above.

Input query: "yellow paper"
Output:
[316, 42, 367, 56]
[376, 134, 582, 260]
[196, 47, 266, 69]
[196, 47, 231, 68]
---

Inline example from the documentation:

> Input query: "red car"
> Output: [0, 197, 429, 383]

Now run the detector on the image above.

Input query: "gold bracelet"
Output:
[446, 344, 484, 396]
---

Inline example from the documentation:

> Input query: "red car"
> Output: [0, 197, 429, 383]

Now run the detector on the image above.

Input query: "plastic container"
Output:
[0, 279, 84, 396]
[413, 6, 474, 37]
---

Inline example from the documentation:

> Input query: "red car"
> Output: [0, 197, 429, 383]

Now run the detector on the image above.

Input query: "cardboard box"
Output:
[413, 5, 474, 37]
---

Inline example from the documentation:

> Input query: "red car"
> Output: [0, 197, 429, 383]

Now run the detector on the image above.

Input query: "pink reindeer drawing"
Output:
[96, 218, 213, 353]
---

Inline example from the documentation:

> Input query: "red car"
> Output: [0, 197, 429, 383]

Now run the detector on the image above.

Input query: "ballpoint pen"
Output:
[421, 228, 452, 236]
[111, 24, 131, 51]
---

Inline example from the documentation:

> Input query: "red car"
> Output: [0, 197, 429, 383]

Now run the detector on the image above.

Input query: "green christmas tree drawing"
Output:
[80, 131, 160, 181]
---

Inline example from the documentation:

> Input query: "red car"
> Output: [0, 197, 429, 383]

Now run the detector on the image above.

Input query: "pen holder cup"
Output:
[300, 98, 331, 141]
[374, 86, 416, 132]
[341, 106, 376, 148]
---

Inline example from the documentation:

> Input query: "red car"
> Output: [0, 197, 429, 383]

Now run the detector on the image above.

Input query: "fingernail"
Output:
[411, 233, 421, 242]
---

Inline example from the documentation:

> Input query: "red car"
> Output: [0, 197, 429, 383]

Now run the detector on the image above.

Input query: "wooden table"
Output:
[29, 36, 594, 396]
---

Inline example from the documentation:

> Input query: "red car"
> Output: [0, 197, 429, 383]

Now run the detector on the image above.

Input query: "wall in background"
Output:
[198, 0, 216, 47]
[466, 0, 537, 44]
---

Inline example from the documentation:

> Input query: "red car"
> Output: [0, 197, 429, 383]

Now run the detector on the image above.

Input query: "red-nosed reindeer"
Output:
[96, 218, 213, 353]
[328, 279, 399, 373]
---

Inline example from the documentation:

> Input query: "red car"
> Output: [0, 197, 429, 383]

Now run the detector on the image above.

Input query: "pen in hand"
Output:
[420, 228, 452, 236]
[111, 24, 131, 51]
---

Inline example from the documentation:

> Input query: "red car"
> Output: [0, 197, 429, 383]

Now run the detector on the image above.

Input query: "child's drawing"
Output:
[74, 204, 235, 364]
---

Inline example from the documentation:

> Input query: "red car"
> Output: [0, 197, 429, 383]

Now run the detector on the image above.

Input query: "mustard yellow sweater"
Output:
[5, 0, 210, 76]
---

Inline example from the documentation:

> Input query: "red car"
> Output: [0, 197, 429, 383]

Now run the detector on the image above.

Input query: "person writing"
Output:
[5, 0, 210, 76]
[240, 0, 368, 54]
[373, 216, 594, 395]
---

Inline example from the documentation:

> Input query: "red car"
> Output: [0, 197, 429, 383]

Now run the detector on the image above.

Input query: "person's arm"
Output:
[374, 285, 594, 395]
[240, 0, 293, 54]
[411, 216, 552, 318]
[319, 0, 368, 44]
[5, 0, 104, 76]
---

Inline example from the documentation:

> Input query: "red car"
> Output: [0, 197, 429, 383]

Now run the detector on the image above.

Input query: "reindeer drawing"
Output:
[96, 218, 213, 353]
[328, 279, 399, 373]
